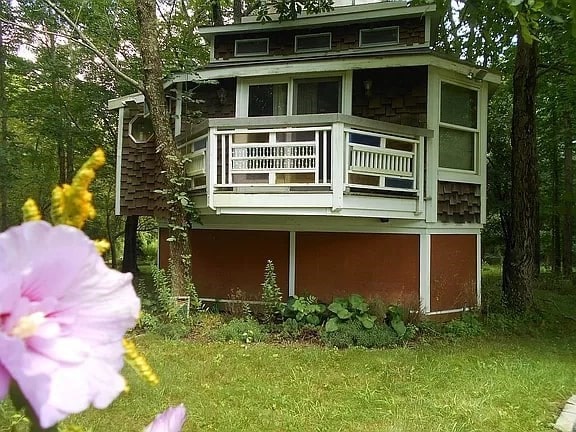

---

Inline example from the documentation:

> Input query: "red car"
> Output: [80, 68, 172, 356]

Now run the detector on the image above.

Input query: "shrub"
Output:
[211, 318, 268, 343]
[325, 294, 376, 332]
[321, 320, 399, 349]
[227, 288, 253, 319]
[261, 260, 283, 323]
[282, 295, 327, 326]
[443, 312, 484, 337]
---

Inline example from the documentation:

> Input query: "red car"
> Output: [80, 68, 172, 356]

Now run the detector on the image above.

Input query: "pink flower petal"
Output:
[144, 404, 187, 432]
[0, 221, 140, 428]
[0, 362, 10, 398]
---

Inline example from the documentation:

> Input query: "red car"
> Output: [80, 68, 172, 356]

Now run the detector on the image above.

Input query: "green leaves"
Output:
[325, 295, 376, 332]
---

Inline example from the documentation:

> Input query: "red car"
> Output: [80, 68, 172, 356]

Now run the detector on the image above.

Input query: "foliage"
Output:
[211, 318, 268, 343]
[321, 320, 399, 349]
[260, 260, 283, 323]
[325, 294, 376, 332]
[255, 0, 334, 22]
[227, 288, 253, 319]
[442, 313, 485, 338]
[282, 295, 326, 326]
[136, 266, 192, 339]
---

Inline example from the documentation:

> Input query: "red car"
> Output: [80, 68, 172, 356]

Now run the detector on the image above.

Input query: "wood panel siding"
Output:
[437, 181, 481, 223]
[352, 67, 427, 128]
[430, 234, 477, 312]
[187, 229, 290, 300]
[213, 18, 425, 60]
[295, 232, 420, 305]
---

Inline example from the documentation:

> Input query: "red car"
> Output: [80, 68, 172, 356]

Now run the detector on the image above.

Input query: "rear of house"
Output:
[110, 0, 499, 316]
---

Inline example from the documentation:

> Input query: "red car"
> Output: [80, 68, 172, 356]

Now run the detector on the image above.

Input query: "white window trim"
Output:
[359, 26, 400, 47]
[236, 72, 352, 117]
[234, 38, 269, 57]
[437, 78, 481, 176]
[294, 32, 332, 53]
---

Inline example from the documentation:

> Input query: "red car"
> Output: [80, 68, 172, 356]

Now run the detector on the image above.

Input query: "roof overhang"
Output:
[108, 50, 501, 110]
[198, 3, 436, 40]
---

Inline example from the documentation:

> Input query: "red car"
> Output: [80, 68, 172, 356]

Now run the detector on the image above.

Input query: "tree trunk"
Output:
[552, 146, 561, 274]
[502, 34, 539, 313]
[233, 0, 243, 23]
[135, 0, 191, 295]
[211, 0, 224, 25]
[0, 14, 8, 231]
[562, 116, 573, 277]
[122, 215, 139, 274]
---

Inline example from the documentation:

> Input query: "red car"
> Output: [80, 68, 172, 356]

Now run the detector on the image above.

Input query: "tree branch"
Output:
[40, 0, 145, 93]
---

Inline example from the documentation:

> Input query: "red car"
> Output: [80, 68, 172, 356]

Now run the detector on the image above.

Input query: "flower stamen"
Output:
[11, 312, 46, 339]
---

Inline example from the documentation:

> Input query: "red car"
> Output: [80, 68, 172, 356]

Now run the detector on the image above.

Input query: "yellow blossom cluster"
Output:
[50, 148, 105, 229]
[22, 198, 42, 222]
[122, 338, 160, 386]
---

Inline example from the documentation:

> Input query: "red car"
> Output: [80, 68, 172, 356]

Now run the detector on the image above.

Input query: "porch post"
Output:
[331, 122, 345, 211]
[289, 231, 296, 298]
[207, 126, 217, 210]
[419, 232, 431, 314]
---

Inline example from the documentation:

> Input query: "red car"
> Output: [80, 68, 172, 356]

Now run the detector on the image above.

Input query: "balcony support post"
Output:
[331, 122, 345, 211]
[207, 126, 217, 210]
[415, 136, 425, 216]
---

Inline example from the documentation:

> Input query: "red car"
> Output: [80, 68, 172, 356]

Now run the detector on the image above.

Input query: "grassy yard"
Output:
[3, 270, 576, 431]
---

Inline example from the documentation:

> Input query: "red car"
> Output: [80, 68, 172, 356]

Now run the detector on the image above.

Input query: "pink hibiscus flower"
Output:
[144, 404, 187, 432]
[0, 221, 140, 428]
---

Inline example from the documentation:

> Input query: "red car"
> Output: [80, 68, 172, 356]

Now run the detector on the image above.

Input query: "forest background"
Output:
[0, 0, 575, 313]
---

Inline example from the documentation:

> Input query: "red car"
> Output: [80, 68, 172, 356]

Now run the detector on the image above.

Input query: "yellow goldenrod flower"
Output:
[123, 338, 160, 386]
[51, 149, 105, 229]
[22, 198, 42, 222]
[94, 239, 111, 255]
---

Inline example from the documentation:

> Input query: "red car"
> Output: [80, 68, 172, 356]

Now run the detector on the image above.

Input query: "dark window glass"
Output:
[248, 84, 288, 117]
[360, 27, 399, 46]
[441, 83, 478, 128]
[294, 79, 341, 114]
[295, 33, 331, 52]
[235, 39, 268, 56]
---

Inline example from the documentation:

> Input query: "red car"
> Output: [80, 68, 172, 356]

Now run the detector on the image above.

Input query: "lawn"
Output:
[4, 270, 576, 432]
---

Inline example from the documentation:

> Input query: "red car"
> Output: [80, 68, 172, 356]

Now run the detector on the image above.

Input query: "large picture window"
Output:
[243, 76, 342, 117]
[438, 82, 479, 172]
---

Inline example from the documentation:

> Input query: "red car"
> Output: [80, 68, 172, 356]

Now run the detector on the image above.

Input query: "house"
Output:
[109, 0, 500, 316]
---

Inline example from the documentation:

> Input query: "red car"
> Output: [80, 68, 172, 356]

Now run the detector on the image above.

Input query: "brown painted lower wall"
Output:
[295, 232, 420, 306]
[430, 234, 477, 312]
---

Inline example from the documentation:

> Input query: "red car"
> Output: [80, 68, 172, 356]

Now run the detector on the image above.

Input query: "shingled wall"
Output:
[437, 181, 481, 223]
[120, 81, 236, 216]
[352, 66, 427, 128]
[214, 18, 425, 60]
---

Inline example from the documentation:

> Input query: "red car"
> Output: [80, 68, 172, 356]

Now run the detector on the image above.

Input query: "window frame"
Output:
[294, 32, 332, 53]
[437, 80, 480, 174]
[359, 26, 400, 48]
[237, 73, 349, 117]
[234, 38, 270, 57]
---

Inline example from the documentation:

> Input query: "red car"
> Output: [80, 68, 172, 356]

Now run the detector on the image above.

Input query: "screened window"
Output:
[294, 79, 341, 114]
[248, 84, 288, 117]
[438, 82, 479, 172]
[235, 38, 269, 57]
[295, 33, 331, 53]
[359, 26, 399, 47]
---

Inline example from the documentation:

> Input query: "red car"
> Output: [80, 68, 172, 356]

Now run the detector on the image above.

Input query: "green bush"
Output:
[325, 294, 376, 332]
[443, 313, 484, 337]
[321, 320, 398, 349]
[211, 318, 268, 343]
[282, 295, 326, 326]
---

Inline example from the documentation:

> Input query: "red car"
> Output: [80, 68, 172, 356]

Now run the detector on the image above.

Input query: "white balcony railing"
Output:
[179, 114, 431, 216]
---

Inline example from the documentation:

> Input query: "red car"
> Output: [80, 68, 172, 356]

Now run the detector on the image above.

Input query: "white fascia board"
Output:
[193, 53, 501, 84]
[108, 92, 144, 110]
[199, 4, 435, 36]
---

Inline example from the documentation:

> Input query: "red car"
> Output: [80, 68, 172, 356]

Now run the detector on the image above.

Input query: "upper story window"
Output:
[438, 82, 479, 172]
[244, 77, 342, 117]
[359, 26, 399, 47]
[295, 33, 332, 53]
[235, 38, 269, 57]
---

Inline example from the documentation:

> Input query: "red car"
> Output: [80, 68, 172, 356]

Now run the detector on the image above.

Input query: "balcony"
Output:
[179, 114, 432, 219]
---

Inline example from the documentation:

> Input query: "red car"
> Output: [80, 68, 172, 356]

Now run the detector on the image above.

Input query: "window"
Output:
[359, 26, 399, 47]
[248, 84, 288, 117]
[244, 76, 342, 117]
[128, 114, 154, 143]
[294, 79, 341, 114]
[438, 82, 479, 171]
[295, 33, 331, 53]
[235, 38, 269, 57]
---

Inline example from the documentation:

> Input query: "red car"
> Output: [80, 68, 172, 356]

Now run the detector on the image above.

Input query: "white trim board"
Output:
[114, 107, 125, 215]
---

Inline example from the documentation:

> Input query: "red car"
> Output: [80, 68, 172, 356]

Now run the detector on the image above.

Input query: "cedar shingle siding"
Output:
[214, 18, 425, 60]
[352, 67, 427, 128]
[437, 181, 481, 223]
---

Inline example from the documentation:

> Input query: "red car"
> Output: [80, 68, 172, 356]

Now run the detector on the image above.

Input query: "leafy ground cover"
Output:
[3, 268, 576, 432]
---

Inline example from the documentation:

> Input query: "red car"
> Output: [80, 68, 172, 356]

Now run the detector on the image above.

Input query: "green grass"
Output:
[4, 268, 576, 431]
